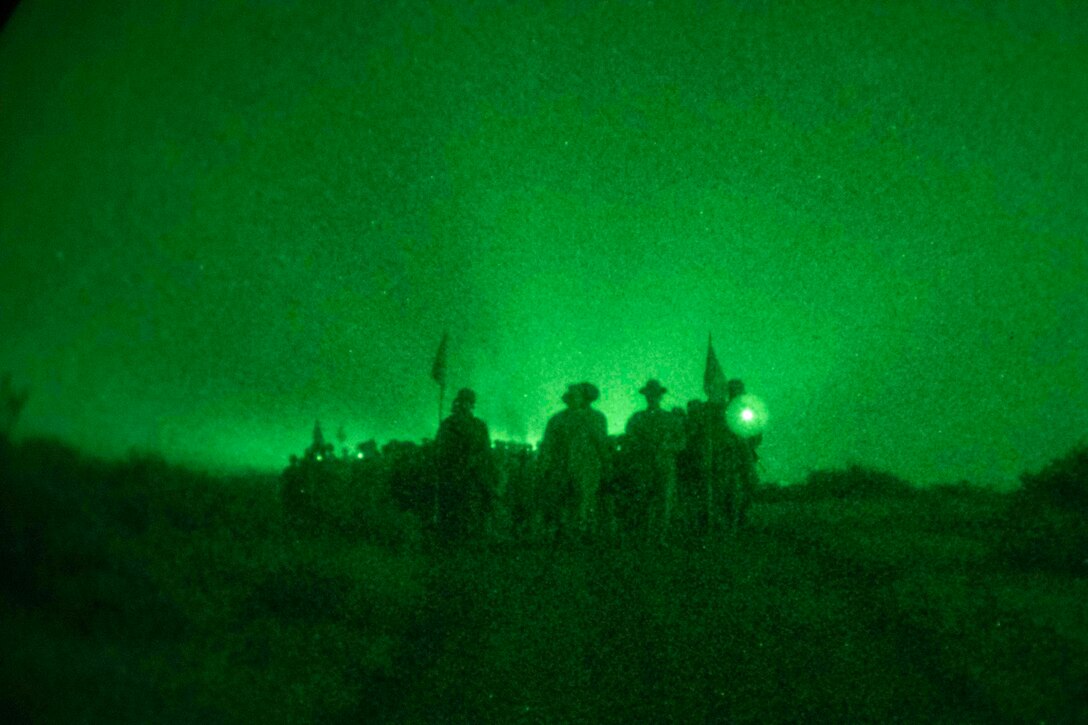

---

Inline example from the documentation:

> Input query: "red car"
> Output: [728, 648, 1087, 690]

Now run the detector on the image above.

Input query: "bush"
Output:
[995, 445, 1088, 576]
[1017, 445, 1088, 513]
[766, 464, 916, 502]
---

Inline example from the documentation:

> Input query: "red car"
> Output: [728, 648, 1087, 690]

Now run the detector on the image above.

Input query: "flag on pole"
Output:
[431, 332, 449, 387]
[703, 332, 726, 399]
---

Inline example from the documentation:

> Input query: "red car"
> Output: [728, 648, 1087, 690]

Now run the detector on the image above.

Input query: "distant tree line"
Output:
[0, 371, 1083, 574]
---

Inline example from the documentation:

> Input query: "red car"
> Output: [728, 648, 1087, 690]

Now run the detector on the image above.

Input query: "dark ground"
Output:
[1, 441, 1086, 723]
[387, 513, 1083, 723]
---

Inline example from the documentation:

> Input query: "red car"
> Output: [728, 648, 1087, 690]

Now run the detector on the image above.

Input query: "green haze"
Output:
[1, 0, 1085, 483]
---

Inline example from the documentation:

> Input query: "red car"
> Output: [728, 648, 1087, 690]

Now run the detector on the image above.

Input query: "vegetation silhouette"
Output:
[1, 372, 1086, 721]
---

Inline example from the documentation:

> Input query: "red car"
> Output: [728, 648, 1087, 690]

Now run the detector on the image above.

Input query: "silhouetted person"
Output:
[280, 454, 311, 528]
[539, 382, 609, 543]
[387, 440, 437, 525]
[599, 433, 630, 544]
[725, 378, 761, 528]
[624, 379, 684, 544]
[497, 442, 536, 542]
[347, 438, 382, 506]
[680, 378, 736, 537]
[435, 388, 494, 545]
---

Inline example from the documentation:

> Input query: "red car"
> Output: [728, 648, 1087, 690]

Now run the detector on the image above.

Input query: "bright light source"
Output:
[315, 454, 323, 461]
[726, 394, 768, 437]
[357, 452, 364, 459]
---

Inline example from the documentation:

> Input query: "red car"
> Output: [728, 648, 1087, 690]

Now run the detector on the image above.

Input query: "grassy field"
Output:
[1, 439, 1086, 722]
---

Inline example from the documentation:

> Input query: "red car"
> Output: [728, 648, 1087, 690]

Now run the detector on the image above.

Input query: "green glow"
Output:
[0, 0, 1085, 485]
[727, 395, 768, 439]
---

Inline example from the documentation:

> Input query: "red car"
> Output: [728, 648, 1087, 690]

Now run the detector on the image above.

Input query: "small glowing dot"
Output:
[357, 452, 364, 459]
[741, 408, 754, 422]
[315, 454, 323, 461]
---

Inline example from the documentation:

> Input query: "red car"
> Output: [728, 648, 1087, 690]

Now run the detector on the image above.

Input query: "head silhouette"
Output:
[452, 387, 476, 414]
[639, 379, 667, 409]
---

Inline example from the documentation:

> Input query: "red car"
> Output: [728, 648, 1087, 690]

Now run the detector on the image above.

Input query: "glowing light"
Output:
[315, 454, 323, 461]
[726, 394, 768, 438]
[357, 452, 364, 459]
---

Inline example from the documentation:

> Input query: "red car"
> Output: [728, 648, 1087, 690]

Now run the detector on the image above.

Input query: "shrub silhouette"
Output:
[997, 445, 1088, 575]
[761, 464, 915, 502]
[1017, 444, 1088, 513]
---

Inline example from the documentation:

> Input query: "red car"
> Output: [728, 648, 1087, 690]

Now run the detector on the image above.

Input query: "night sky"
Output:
[1, 0, 1085, 485]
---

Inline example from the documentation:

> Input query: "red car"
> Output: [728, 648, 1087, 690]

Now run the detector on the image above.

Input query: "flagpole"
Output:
[707, 417, 715, 535]
[704, 331, 724, 535]
[706, 332, 714, 534]
[432, 331, 449, 427]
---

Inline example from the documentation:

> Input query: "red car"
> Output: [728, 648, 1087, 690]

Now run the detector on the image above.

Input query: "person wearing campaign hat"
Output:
[539, 381, 609, 544]
[435, 387, 495, 545]
[624, 379, 684, 545]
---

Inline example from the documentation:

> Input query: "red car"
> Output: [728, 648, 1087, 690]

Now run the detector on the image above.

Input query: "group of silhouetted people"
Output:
[424, 376, 761, 548]
[280, 376, 762, 548]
